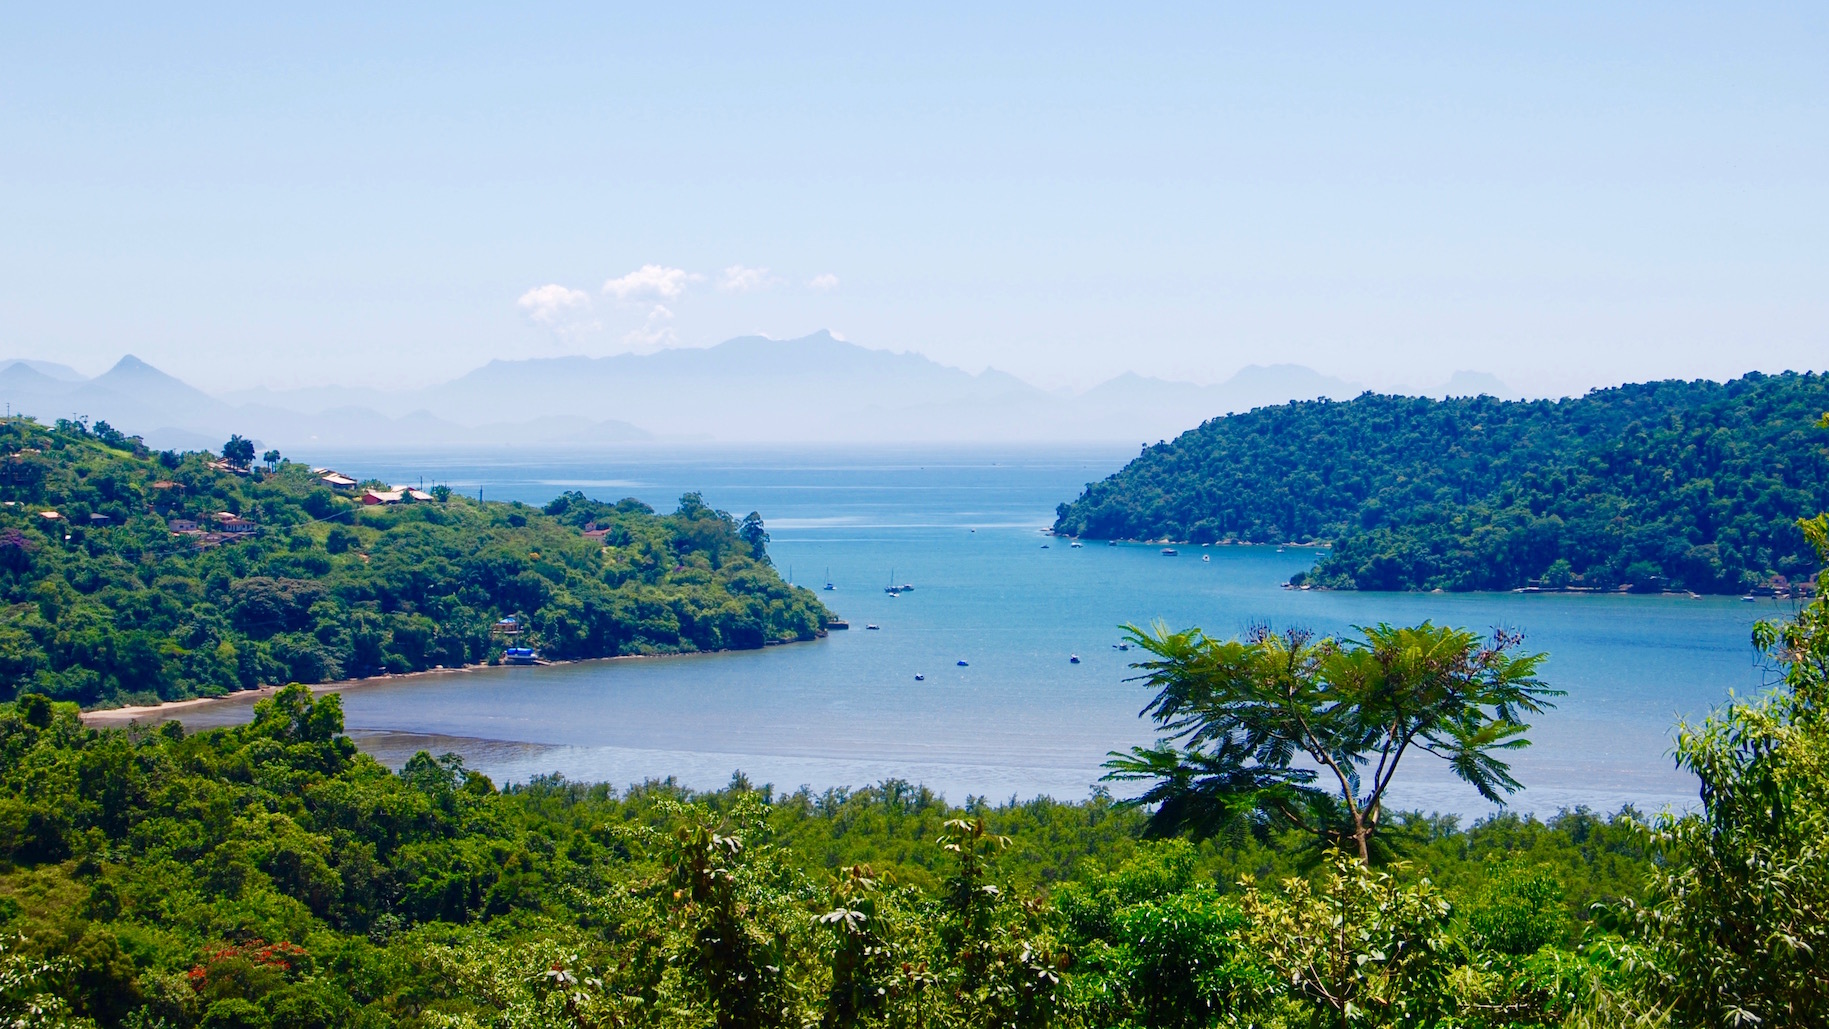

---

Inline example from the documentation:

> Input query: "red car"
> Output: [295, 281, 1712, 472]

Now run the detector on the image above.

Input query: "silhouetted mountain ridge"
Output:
[0, 332, 1506, 449]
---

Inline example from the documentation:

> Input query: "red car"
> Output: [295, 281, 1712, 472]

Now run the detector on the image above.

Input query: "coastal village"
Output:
[21, 457, 445, 552]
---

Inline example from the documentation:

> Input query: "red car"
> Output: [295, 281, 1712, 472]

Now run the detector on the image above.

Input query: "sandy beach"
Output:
[78, 662, 510, 726]
[75, 639, 818, 727]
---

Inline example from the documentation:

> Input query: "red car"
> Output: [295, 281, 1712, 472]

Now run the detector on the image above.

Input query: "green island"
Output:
[0, 417, 829, 710]
[1052, 371, 1829, 593]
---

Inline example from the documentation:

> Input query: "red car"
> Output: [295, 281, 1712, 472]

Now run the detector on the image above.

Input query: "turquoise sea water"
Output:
[168, 445, 1791, 819]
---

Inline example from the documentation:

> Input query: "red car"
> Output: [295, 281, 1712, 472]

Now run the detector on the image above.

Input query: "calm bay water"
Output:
[168, 445, 1789, 818]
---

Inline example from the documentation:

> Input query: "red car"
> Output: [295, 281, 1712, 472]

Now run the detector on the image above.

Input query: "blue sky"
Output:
[1, 4, 1823, 394]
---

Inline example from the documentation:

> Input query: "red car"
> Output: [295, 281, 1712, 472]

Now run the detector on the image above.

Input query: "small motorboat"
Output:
[865, 623, 880, 630]
[1161, 547, 1178, 556]
[1070, 541, 1083, 548]
[914, 673, 925, 681]
[1069, 654, 1080, 664]
[1040, 544, 1050, 549]
[900, 584, 914, 591]
[1106, 540, 1117, 547]
[503, 647, 539, 666]
[956, 659, 969, 667]
[1202, 554, 1210, 562]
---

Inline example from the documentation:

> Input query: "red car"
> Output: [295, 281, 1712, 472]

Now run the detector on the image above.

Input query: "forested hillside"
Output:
[0, 417, 827, 709]
[0, 686, 1658, 1028]
[1053, 372, 1829, 593]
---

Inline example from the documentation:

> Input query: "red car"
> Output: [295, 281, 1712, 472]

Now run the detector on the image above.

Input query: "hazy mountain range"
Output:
[0, 332, 1515, 451]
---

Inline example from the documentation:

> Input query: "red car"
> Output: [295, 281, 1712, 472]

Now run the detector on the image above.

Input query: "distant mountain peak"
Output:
[0, 359, 88, 382]
[101, 354, 177, 379]
[89, 354, 224, 407]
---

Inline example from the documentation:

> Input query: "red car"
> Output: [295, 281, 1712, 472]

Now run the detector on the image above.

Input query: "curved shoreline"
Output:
[80, 638, 824, 726]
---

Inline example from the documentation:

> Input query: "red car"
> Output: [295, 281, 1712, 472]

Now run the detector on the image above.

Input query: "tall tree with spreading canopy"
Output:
[1104, 621, 1556, 861]
[221, 434, 256, 466]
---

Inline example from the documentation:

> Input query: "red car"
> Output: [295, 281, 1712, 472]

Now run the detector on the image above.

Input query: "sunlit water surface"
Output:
[160, 445, 1791, 819]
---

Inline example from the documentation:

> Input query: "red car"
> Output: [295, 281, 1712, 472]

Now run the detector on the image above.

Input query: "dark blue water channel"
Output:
[169, 445, 1790, 819]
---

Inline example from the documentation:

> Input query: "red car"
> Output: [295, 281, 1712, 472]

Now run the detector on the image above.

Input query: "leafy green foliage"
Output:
[0, 683, 1661, 1027]
[1052, 372, 1829, 592]
[0, 418, 828, 708]
[1623, 499, 1829, 1026]
[1104, 620, 1557, 860]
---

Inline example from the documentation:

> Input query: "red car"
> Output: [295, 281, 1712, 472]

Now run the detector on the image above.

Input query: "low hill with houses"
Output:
[0, 417, 828, 709]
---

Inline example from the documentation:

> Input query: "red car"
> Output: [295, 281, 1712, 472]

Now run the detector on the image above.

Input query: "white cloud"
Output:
[516, 284, 599, 342]
[808, 273, 839, 291]
[517, 284, 592, 325]
[622, 304, 677, 349]
[602, 264, 698, 301]
[719, 265, 776, 292]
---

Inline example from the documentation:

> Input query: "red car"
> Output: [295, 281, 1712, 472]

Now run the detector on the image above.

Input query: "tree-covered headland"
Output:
[0, 417, 828, 709]
[1053, 372, 1829, 593]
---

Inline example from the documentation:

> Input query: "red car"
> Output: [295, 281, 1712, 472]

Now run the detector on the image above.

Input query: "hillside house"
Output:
[362, 486, 436, 505]
[212, 511, 257, 533]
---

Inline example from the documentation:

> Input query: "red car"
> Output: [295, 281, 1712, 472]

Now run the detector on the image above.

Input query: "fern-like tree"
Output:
[1103, 621, 1556, 861]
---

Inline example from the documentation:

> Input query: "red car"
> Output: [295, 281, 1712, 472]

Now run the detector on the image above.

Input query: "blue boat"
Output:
[503, 647, 539, 665]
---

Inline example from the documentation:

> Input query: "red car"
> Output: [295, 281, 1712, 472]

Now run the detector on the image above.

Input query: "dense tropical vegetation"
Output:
[1052, 372, 1829, 593]
[3, 534, 1825, 1028]
[0, 417, 828, 709]
[4, 415, 1827, 1026]
[0, 683, 1664, 1028]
